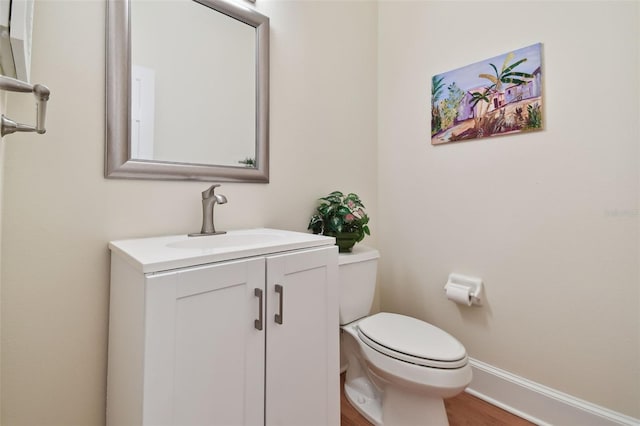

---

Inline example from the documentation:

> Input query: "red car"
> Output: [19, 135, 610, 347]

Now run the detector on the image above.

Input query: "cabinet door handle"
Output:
[274, 284, 284, 325]
[254, 288, 263, 331]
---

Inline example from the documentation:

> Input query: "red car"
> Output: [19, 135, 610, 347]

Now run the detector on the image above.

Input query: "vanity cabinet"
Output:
[106, 229, 339, 426]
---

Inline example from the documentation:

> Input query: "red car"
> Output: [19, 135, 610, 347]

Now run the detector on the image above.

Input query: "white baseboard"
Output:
[467, 358, 639, 426]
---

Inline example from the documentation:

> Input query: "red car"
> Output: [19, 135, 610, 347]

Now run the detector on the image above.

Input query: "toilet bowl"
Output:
[338, 246, 472, 426]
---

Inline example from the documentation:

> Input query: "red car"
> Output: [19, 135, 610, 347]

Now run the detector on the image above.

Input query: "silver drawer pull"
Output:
[254, 288, 263, 331]
[274, 284, 283, 325]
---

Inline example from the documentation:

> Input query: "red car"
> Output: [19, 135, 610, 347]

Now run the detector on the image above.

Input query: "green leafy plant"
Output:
[440, 82, 465, 130]
[525, 103, 542, 129]
[308, 191, 370, 244]
[238, 157, 256, 167]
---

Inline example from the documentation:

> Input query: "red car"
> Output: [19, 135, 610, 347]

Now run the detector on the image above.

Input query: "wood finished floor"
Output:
[340, 374, 534, 426]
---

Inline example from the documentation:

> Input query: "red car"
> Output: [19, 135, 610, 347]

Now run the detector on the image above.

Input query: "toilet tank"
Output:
[338, 245, 380, 325]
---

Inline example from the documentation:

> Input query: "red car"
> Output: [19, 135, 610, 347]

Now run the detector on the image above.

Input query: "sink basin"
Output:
[166, 232, 283, 250]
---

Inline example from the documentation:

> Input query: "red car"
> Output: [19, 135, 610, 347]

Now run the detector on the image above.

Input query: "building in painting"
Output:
[504, 66, 542, 103]
[456, 87, 505, 122]
[456, 66, 541, 123]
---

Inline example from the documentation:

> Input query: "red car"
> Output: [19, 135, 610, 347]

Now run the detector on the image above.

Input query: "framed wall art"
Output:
[431, 43, 543, 145]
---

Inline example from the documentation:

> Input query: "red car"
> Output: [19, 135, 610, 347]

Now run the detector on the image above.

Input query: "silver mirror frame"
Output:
[106, 0, 269, 182]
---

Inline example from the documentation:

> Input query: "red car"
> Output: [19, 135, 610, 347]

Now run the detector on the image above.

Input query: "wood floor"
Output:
[340, 374, 534, 426]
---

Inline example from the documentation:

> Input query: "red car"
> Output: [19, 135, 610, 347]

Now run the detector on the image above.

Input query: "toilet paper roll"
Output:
[445, 282, 472, 306]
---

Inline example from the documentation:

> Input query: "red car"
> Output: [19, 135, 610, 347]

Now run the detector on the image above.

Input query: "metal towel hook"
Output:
[0, 75, 50, 137]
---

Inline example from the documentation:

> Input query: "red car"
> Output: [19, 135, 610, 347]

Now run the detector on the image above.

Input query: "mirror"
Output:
[106, 0, 269, 182]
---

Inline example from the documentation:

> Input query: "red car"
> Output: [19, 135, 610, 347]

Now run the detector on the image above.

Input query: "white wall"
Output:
[378, 0, 639, 418]
[0, 1, 378, 424]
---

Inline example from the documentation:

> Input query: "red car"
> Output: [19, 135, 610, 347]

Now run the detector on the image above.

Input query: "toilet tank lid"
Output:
[338, 245, 380, 265]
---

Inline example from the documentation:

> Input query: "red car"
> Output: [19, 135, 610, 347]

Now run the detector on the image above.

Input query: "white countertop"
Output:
[109, 228, 336, 273]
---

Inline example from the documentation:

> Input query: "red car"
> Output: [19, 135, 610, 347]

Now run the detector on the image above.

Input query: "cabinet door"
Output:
[265, 246, 339, 426]
[143, 258, 266, 426]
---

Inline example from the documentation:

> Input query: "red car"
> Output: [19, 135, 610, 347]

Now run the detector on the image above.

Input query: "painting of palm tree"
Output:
[431, 43, 543, 145]
[431, 75, 445, 135]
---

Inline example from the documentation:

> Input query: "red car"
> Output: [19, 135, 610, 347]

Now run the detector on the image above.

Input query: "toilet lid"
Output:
[357, 313, 468, 369]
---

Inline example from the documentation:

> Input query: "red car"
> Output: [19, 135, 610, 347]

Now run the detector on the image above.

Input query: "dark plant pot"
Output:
[324, 231, 359, 253]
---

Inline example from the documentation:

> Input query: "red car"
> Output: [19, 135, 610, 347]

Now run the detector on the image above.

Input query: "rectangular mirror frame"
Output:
[105, 0, 269, 182]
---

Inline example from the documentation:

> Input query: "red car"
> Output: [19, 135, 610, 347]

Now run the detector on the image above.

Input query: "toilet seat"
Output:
[357, 313, 468, 369]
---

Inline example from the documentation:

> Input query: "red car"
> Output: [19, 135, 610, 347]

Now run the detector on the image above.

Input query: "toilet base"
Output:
[344, 376, 382, 425]
[344, 378, 449, 426]
[383, 385, 449, 426]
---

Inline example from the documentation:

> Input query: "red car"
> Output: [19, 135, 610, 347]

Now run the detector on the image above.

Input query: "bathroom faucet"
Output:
[189, 184, 228, 237]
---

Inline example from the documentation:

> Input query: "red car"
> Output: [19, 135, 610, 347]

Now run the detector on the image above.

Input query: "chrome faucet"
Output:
[189, 184, 228, 237]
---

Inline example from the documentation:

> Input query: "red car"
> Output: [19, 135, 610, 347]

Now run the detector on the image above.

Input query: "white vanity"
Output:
[106, 229, 339, 426]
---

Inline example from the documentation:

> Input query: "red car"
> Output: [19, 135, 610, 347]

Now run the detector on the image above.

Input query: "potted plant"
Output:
[308, 191, 370, 252]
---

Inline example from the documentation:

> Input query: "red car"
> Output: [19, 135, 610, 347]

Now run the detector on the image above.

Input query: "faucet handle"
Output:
[202, 183, 222, 199]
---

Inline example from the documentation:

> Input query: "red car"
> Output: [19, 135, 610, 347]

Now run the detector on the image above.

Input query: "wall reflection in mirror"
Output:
[105, 0, 269, 182]
[131, 0, 255, 167]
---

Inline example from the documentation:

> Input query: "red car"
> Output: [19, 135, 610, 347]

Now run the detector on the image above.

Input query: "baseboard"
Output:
[467, 358, 639, 426]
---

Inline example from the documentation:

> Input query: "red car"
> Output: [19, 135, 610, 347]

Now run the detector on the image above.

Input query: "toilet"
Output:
[339, 246, 472, 426]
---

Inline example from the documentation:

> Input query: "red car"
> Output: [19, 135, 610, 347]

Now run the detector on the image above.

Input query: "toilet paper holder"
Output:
[444, 273, 483, 306]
